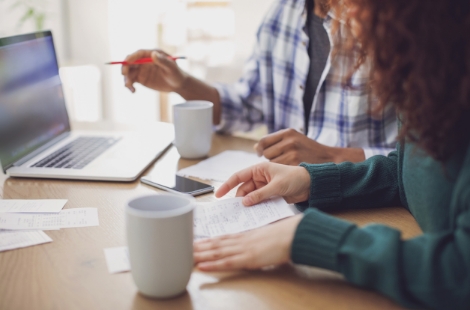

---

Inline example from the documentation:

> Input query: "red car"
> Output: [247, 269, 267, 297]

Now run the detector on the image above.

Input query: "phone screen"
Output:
[141, 174, 213, 195]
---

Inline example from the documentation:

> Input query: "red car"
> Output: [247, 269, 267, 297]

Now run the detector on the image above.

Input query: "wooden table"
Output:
[0, 122, 422, 310]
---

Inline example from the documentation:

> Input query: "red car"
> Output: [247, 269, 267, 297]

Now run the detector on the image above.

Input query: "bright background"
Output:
[0, 0, 273, 124]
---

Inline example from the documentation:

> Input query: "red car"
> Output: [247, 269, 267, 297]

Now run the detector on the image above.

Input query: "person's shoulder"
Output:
[255, 0, 305, 45]
[262, 0, 305, 20]
[277, 0, 305, 9]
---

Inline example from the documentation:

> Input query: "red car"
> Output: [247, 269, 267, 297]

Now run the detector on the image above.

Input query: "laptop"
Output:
[0, 31, 174, 181]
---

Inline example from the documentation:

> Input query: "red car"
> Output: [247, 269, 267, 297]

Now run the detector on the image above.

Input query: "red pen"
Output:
[106, 56, 186, 65]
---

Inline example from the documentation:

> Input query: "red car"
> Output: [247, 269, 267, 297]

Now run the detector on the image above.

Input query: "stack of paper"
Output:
[0, 199, 100, 253]
[177, 150, 267, 182]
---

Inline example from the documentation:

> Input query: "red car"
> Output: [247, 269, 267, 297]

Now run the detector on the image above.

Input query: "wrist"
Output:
[173, 74, 221, 125]
[291, 209, 355, 270]
[298, 166, 311, 201]
[332, 147, 366, 163]
[278, 214, 304, 263]
[174, 72, 191, 96]
[304, 142, 339, 164]
[299, 162, 341, 210]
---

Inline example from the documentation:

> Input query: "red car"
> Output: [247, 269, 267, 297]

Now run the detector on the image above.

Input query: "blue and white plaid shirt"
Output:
[214, 0, 397, 159]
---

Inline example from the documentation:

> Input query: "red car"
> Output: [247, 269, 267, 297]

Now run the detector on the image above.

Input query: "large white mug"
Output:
[173, 100, 213, 159]
[126, 194, 195, 298]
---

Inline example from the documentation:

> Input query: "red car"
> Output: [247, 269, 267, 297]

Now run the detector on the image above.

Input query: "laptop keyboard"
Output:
[32, 136, 120, 169]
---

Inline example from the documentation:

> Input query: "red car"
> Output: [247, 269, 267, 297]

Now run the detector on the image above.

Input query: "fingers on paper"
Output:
[197, 255, 249, 271]
[216, 163, 276, 206]
[194, 234, 240, 249]
[242, 184, 276, 206]
[194, 235, 249, 271]
[235, 180, 257, 197]
[194, 244, 242, 264]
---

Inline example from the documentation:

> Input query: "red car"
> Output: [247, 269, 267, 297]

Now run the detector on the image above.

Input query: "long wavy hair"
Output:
[330, 0, 470, 162]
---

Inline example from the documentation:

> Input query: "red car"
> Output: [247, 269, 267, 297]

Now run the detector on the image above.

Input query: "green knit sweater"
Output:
[292, 140, 470, 309]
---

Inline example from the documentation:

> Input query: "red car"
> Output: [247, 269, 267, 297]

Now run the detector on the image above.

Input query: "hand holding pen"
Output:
[120, 49, 189, 93]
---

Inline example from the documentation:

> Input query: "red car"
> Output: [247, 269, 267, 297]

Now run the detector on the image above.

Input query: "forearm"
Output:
[331, 146, 365, 163]
[299, 150, 401, 211]
[175, 75, 222, 125]
[292, 208, 470, 310]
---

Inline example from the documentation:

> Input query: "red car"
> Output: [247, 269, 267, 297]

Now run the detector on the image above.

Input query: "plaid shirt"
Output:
[214, 0, 397, 159]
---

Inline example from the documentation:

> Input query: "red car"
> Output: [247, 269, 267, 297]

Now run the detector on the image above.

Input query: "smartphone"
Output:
[141, 174, 214, 196]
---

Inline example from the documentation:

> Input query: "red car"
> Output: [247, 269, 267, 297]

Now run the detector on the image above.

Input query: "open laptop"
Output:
[0, 31, 174, 181]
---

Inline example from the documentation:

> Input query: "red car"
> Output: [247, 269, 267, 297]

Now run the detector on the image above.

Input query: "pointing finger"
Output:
[215, 166, 257, 198]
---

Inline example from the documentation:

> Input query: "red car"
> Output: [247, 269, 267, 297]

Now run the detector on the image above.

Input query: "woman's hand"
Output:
[215, 162, 311, 206]
[194, 214, 303, 271]
[121, 49, 188, 93]
[195, 162, 310, 271]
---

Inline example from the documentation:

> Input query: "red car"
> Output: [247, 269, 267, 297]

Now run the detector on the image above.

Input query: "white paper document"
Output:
[0, 208, 99, 230]
[177, 150, 267, 182]
[104, 246, 131, 274]
[0, 230, 52, 252]
[0, 199, 67, 213]
[194, 197, 295, 238]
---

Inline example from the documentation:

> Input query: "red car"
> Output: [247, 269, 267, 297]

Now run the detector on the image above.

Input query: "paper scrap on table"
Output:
[0, 208, 99, 230]
[0, 199, 67, 213]
[177, 150, 267, 182]
[0, 230, 52, 252]
[194, 197, 295, 238]
[104, 246, 130, 274]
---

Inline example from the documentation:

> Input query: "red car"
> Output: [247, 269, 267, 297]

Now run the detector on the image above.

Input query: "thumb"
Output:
[242, 183, 277, 206]
[253, 143, 262, 157]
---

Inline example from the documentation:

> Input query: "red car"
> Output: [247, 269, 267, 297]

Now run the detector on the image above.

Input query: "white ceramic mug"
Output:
[173, 100, 213, 159]
[126, 194, 195, 298]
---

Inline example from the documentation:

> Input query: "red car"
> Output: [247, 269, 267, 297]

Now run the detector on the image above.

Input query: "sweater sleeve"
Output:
[298, 149, 402, 211]
[291, 203, 470, 309]
[292, 146, 470, 309]
[362, 146, 396, 159]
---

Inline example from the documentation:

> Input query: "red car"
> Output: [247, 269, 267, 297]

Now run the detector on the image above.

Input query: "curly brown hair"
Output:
[332, 0, 470, 161]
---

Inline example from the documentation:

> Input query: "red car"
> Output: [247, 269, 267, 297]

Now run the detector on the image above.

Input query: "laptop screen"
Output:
[0, 31, 70, 171]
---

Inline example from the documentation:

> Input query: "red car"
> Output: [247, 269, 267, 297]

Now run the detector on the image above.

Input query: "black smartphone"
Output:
[140, 174, 214, 196]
